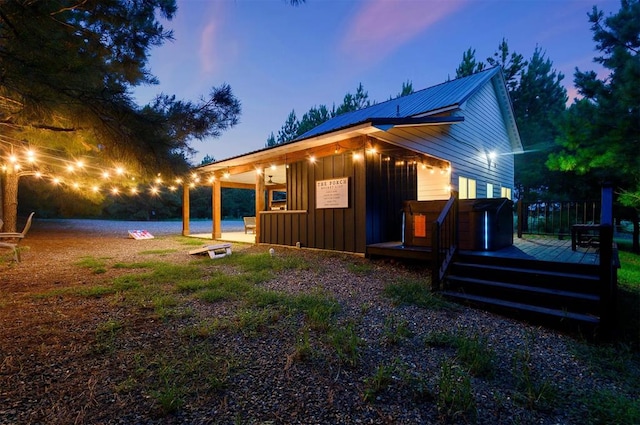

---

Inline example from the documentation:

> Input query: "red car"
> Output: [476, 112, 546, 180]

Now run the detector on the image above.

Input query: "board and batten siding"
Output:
[282, 151, 367, 253]
[365, 152, 418, 245]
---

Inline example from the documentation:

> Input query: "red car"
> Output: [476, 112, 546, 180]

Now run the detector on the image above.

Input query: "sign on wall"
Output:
[316, 177, 349, 209]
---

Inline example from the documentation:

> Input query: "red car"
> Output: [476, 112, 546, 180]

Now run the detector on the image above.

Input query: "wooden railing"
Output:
[517, 200, 600, 237]
[431, 195, 458, 291]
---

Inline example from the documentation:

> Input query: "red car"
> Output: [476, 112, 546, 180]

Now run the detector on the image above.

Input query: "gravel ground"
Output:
[0, 218, 638, 424]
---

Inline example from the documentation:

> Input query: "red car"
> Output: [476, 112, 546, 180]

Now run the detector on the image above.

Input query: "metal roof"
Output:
[296, 67, 501, 141]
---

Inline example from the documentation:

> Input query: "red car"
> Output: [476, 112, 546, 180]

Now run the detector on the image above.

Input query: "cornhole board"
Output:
[188, 243, 232, 259]
[128, 230, 154, 239]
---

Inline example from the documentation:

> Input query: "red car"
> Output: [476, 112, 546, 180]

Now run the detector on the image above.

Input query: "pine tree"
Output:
[276, 110, 299, 144]
[548, 0, 640, 250]
[455, 48, 485, 78]
[511, 47, 568, 199]
[0, 1, 241, 230]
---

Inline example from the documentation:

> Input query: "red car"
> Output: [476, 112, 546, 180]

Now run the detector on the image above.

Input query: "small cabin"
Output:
[187, 67, 523, 255]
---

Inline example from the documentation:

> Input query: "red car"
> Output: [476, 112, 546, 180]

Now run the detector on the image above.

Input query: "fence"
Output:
[517, 200, 601, 237]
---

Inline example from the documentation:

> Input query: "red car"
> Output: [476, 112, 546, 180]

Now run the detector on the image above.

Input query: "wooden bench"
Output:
[244, 216, 256, 234]
[571, 224, 600, 251]
[188, 243, 232, 259]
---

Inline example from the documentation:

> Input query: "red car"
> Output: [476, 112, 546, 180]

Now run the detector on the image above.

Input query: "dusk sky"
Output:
[133, 0, 620, 164]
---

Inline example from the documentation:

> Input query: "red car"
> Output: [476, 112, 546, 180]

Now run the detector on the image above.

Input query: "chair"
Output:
[243, 216, 256, 234]
[0, 212, 35, 262]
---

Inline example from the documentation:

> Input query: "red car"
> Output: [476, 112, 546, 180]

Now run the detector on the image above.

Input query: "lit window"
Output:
[501, 186, 512, 200]
[459, 176, 477, 199]
[487, 183, 494, 198]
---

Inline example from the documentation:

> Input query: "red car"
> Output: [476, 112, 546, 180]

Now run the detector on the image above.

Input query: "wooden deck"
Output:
[367, 234, 600, 265]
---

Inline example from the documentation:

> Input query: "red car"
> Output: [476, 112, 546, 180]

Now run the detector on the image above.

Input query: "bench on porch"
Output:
[571, 224, 600, 251]
[243, 216, 256, 234]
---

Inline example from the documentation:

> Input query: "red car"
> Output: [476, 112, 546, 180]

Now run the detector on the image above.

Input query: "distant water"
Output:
[30, 218, 245, 236]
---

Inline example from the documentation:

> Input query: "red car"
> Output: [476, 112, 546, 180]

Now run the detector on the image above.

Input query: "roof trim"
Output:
[297, 116, 463, 143]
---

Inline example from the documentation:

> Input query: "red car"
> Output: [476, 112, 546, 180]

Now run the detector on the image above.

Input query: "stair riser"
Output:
[456, 254, 599, 275]
[441, 294, 599, 333]
[447, 280, 600, 314]
[450, 265, 599, 294]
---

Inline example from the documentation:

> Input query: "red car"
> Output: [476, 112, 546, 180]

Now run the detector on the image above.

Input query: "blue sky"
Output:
[133, 0, 619, 164]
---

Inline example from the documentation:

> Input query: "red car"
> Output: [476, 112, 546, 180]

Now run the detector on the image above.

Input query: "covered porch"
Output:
[188, 231, 256, 244]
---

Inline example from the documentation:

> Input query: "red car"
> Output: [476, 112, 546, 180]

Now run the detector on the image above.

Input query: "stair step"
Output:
[446, 276, 600, 302]
[456, 253, 600, 275]
[451, 262, 599, 282]
[441, 291, 600, 324]
[450, 262, 599, 293]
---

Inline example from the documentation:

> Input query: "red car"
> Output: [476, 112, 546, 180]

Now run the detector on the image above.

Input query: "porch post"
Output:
[600, 183, 613, 225]
[255, 169, 265, 243]
[212, 179, 222, 239]
[182, 183, 190, 236]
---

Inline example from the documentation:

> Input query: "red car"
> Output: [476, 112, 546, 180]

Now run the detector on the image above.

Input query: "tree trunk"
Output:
[2, 166, 19, 232]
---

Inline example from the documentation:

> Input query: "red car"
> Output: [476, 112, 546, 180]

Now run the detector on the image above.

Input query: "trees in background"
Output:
[267, 80, 418, 146]
[455, 41, 568, 200]
[0, 0, 241, 231]
[455, 48, 485, 78]
[547, 0, 639, 250]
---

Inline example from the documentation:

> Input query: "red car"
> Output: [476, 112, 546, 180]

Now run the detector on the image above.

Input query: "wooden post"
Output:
[598, 224, 615, 339]
[212, 179, 222, 239]
[517, 199, 523, 238]
[601, 183, 613, 225]
[255, 170, 265, 243]
[182, 184, 190, 236]
[431, 220, 441, 291]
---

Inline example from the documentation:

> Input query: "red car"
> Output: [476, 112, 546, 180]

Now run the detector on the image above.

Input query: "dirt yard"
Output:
[1, 219, 638, 424]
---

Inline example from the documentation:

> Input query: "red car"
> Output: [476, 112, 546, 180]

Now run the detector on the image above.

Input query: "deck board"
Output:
[367, 235, 600, 265]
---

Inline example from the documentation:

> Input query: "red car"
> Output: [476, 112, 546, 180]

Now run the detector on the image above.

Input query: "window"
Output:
[459, 176, 477, 199]
[501, 186, 512, 200]
[486, 183, 494, 198]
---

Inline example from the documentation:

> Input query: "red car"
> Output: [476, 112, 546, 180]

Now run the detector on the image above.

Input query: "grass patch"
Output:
[616, 251, 640, 348]
[223, 251, 311, 273]
[618, 250, 640, 289]
[382, 315, 413, 346]
[124, 342, 236, 415]
[363, 361, 398, 402]
[580, 388, 640, 425]
[384, 276, 451, 310]
[511, 337, 556, 410]
[35, 285, 116, 299]
[437, 359, 476, 421]
[348, 262, 374, 275]
[328, 321, 362, 367]
[75, 256, 109, 274]
[94, 319, 123, 354]
[112, 261, 159, 269]
[138, 249, 178, 256]
[425, 331, 495, 378]
[569, 342, 640, 390]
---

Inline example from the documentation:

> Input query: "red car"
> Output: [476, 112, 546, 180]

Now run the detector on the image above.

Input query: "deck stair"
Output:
[441, 253, 602, 331]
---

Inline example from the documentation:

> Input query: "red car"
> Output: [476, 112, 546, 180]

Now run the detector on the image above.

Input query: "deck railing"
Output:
[517, 200, 600, 238]
[431, 195, 458, 291]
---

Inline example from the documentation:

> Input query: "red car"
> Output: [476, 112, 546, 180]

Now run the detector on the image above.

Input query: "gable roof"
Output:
[196, 67, 522, 185]
[296, 66, 504, 141]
